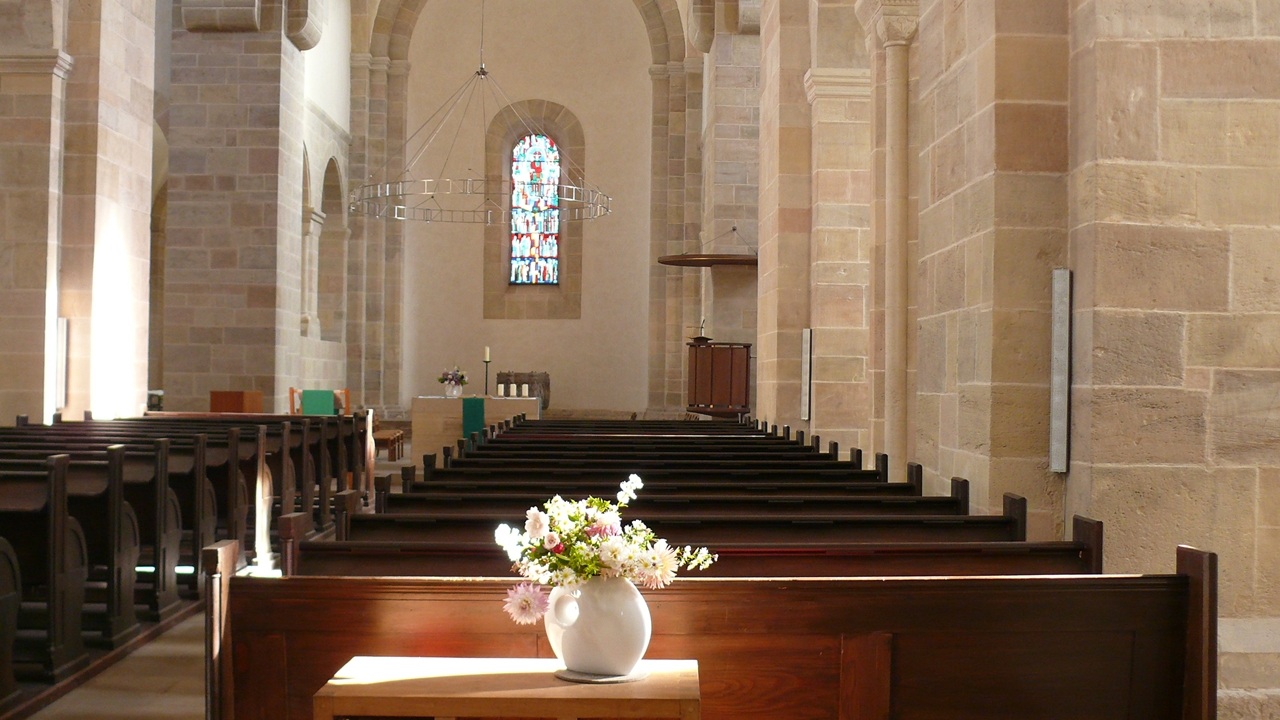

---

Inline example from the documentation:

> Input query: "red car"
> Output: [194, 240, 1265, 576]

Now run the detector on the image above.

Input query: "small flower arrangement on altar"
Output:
[495, 474, 717, 626]
[437, 367, 468, 386]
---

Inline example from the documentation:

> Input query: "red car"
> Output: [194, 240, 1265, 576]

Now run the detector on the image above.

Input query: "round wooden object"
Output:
[657, 253, 758, 268]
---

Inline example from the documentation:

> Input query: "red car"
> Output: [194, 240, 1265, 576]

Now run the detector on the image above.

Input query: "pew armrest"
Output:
[1178, 545, 1217, 720]
[1002, 494, 1027, 541]
[950, 477, 970, 514]
[400, 465, 417, 497]
[374, 472, 393, 514]
[203, 539, 239, 720]
[334, 490, 361, 541]
[1072, 515, 1104, 574]
[277, 512, 309, 576]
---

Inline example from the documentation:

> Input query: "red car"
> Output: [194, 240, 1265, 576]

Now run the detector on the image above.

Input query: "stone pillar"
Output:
[699, 15, 760, 349]
[1066, 0, 1280, 707]
[300, 206, 324, 338]
[61, 0, 158, 420]
[647, 63, 671, 410]
[346, 52, 370, 405]
[908, 0, 1067, 533]
[382, 59, 409, 411]
[806, 67, 872, 457]
[878, 11, 915, 482]
[0, 50, 72, 424]
[164, 0, 307, 412]
[361, 56, 388, 407]
[756, 0, 811, 428]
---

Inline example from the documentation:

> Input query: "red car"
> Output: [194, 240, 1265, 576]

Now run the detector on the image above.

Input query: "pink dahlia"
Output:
[503, 582, 549, 625]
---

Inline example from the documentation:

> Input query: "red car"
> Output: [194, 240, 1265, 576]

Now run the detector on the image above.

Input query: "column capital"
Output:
[351, 53, 373, 70]
[854, 0, 919, 46]
[804, 68, 872, 104]
[388, 60, 411, 77]
[650, 64, 670, 79]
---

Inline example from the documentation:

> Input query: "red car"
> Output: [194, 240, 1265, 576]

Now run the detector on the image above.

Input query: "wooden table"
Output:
[313, 656, 700, 720]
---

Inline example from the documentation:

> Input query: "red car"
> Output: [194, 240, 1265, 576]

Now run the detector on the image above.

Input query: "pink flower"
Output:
[525, 508, 549, 539]
[637, 540, 679, 589]
[503, 582, 549, 625]
[585, 522, 621, 539]
[543, 532, 564, 553]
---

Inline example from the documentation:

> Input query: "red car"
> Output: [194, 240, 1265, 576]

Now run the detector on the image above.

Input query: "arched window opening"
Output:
[510, 134, 560, 285]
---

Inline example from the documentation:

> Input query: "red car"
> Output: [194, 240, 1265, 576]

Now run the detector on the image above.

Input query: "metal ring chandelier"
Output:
[349, 177, 611, 224]
[348, 5, 612, 226]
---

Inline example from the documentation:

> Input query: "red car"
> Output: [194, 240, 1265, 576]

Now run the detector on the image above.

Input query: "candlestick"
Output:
[484, 359, 491, 396]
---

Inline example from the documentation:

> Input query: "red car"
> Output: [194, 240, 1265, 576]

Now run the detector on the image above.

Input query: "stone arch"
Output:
[365, 0, 682, 64]
[482, 100, 585, 320]
[300, 148, 319, 336]
[318, 158, 348, 342]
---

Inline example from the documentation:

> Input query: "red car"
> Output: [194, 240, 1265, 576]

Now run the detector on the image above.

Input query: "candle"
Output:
[521, 384, 529, 397]
[497, 384, 505, 397]
[485, 346, 490, 362]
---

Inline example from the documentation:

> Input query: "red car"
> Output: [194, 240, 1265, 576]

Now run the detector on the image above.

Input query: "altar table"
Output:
[411, 395, 542, 468]
[312, 656, 701, 720]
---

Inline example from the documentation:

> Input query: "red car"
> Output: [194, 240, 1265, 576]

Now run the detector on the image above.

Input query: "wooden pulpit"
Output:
[686, 338, 751, 417]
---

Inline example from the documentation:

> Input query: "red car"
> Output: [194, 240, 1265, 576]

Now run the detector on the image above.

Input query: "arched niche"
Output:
[317, 158, 348, 342]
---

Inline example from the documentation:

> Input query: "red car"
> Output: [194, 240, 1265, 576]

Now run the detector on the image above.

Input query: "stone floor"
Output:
[27, 615, 204, 720]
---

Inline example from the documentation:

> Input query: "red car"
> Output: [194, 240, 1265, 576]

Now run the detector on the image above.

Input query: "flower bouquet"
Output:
[437, 366, 468, 397]
[494, 475, 716, 677]
[437, 367, 468, 385]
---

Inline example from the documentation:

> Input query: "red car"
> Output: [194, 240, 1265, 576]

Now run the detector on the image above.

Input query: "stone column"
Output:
[756, 0, 812, 429]
[0, 50, 73, 424]
[806, 67, 872, 456]
[164, 0, 307, 412]
[300, 206, 324, 337]
[346, 52, 371, 405]
[878, 10, 915, 483]
[61, 0, 157, 420]
[362, 56, 388, 407]
[647, 63, 671, 410]
[699, 16, 760, 349]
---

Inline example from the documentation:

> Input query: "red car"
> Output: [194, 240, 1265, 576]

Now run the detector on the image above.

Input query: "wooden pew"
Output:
[0, 456, 89, 682]
[418, 462, 889, 486]
[0, 537, 19, 707]
[382, 477, 971, 517]
[0, 427, 245, 585]
[296, 516, 1104, 578]
[216, 543, 1216, 720]
[0, 439, 182, 620]
[145, 410, 375, 516]
[0, 446, 141, 647]
[346, 493, 1027, 545]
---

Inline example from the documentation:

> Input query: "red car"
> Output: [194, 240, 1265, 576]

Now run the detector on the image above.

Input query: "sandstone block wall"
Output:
[912, 0, 1068, 536]
[756, 0, 812, 428]
[1066, 0, 1280, 705]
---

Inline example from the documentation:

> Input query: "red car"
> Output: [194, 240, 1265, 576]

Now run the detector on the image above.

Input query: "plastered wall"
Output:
[401, 0, 653, 411]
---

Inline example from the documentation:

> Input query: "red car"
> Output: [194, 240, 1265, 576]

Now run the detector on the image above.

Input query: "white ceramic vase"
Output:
[545, 577, 651, 677]
[444, 382, 463, 398]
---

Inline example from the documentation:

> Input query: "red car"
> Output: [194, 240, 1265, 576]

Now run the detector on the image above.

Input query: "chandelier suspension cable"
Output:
[403, 73, 481, 177]
[486, 72, 597, 191]
[367, 74, 475, 182]
[348, 0, 611, 224]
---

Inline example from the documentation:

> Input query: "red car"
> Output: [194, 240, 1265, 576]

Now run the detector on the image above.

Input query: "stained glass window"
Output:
[510, 134, 560, 285]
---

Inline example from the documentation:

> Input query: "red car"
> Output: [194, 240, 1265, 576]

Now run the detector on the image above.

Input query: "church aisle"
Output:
[27, 615, 203, 720]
